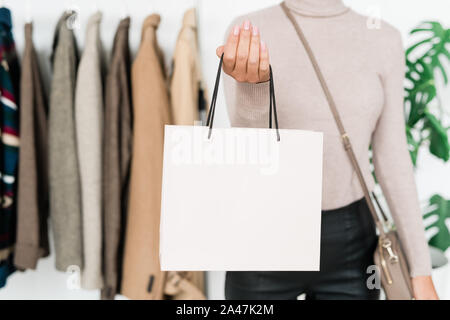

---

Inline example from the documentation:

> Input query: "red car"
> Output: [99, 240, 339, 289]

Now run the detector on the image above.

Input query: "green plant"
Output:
[423, 194, 450, 252]
[404, 21, 450, 253]
[405, 21, 450, 164]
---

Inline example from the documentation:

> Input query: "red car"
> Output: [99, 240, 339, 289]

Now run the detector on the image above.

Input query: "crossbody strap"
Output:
[280, 2, 388, 235]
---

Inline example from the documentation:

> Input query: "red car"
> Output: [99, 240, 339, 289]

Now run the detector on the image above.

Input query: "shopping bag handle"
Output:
[206, 53, 281, 141]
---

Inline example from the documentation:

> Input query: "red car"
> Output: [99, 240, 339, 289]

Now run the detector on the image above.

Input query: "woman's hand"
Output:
[412, 275, 439, 300]
[216, 20, 270, 83]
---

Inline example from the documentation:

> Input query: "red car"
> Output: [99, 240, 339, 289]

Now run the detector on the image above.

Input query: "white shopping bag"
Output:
[159, 56, 323, 271]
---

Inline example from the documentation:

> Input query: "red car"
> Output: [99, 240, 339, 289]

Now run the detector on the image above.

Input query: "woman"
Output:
[218, 0, 438, 300]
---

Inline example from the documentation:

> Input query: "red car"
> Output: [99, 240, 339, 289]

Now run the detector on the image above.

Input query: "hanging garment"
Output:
[101, 17, 133, 300]
[0, 6, 20, 288]
[121, 14, 205, 300]
[120, 14, 172, 300]
[14, 22, 50, 271]
[167, 7, 206, 295]
[75, 12, 104, 290]
[169, 8, 209, 125]
[48, 11, 82, 271]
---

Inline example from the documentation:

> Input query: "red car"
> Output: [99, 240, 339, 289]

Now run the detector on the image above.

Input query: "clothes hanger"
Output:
[64, 0, 80, 31]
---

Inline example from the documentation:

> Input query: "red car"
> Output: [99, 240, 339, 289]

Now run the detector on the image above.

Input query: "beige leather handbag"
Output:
[281, 2, 415, 300]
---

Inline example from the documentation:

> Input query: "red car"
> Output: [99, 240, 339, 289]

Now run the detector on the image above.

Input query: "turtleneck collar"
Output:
[284, 0, 349, 17]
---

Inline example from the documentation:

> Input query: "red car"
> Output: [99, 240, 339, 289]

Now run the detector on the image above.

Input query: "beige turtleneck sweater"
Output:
[223, 0, 431, 277]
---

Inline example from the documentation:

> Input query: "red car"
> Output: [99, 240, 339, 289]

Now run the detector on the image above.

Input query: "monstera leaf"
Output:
[423, 194, 450, 252]
[407, 21, 450, 85]
[405, 59, 436, 128]
[423, 109, 450, 161]
[370, 21, 450, 253]
[405, 125, 420, 166]
[404, 21, 450, 165]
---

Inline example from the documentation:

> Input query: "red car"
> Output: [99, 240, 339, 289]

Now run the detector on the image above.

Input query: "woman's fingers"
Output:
[259, 40, 270, 82]
[234, 20, 252, 81]
[220, 21, 269, 83]
[247, 26, 260, 83]
[223, 25, 240, 73]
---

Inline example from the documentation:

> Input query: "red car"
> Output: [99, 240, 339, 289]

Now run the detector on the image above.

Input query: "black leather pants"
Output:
[225, 197, 380, 300]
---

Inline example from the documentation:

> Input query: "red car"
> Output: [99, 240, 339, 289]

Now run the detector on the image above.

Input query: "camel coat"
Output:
[169, 8, 209, 125]
[120, 14, 204, 300]
[168, 7, 207, 297]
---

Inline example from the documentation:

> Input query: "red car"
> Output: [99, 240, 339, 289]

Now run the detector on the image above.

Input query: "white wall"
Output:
[0, 0, 448, 300]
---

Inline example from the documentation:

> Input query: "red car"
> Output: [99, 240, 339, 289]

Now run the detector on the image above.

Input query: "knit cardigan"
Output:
[14, 22, 50, 271]
[75, 12, 104, 290]
[101, 17, 133, 300]
[48, 11, 82, 271]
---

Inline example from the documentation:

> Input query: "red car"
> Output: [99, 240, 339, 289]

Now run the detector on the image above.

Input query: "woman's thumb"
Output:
[216, 46, 225, 58]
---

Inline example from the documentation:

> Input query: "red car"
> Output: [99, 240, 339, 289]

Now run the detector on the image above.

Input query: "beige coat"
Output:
[168, 7, 207, 297]
[120, 14, 204, 300]
[169, 8, 209, 125]
[74, 12, 104, 290]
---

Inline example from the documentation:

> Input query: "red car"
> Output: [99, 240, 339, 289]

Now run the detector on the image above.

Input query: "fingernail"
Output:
[252, 26, 259, 36]
[261, 40, 267, 52]
[244, 20, 250, 31]
[233, 25, 240, 36]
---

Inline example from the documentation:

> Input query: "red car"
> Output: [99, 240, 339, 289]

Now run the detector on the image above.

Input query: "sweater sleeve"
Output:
[371, 30, 432, 277]
[224, 73, 270, 127]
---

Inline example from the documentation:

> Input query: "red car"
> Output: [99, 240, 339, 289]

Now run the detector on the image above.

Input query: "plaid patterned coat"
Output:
[0, 7, 20, 288]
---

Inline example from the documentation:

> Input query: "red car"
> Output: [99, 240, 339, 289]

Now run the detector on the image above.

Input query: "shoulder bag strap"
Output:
[280, 1, 388, 236]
